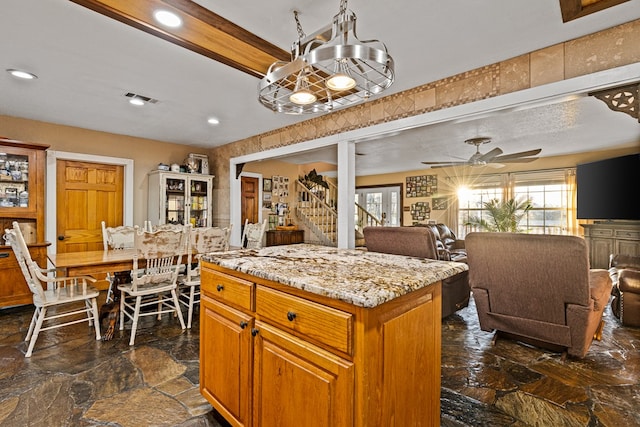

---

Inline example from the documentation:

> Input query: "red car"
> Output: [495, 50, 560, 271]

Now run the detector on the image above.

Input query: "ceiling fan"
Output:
[421, 137, 542, 168]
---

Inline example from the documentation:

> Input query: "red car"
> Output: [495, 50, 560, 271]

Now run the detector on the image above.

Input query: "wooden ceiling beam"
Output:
[69, 0, 291, 78]
[558, 0, 630, 22]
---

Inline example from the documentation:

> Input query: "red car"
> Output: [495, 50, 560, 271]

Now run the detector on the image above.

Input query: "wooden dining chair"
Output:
[241, 219, 268, 249]
[101, 221, 136, 303]
[178, 225, 232, 328]
[118, 225, 189, 345]
[4, 221, 101, 357]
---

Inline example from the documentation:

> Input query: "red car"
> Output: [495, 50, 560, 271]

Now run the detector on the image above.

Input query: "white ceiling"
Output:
[1, 0, 639, 175]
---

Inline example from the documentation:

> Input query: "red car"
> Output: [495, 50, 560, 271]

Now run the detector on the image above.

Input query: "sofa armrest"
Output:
[452, 239, 465, 250]
[589, 269, 613, 311]
[619, 268, 640, 294]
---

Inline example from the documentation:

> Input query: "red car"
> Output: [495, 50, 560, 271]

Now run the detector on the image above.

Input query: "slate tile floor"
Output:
[0, 293, 638, 426]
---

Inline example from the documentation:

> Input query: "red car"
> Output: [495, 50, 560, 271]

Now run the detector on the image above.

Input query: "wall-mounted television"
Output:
[576, 153, 640, 221]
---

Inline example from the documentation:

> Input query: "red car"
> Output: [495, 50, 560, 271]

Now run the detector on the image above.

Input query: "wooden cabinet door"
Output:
[590, 238, 613, 269]
[252, 321, 354, 427]
[200, 295, 253, 427]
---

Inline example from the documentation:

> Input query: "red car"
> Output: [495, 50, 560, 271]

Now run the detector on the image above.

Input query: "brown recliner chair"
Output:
[465, 232, 612, 358]
[362, 226, 470, 318]
[609, 254, 640, 327]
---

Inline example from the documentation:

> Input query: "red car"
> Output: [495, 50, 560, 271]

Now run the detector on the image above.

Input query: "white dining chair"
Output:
[101, 221, 137, 303]
[178, 225, 232, 328]
[241, 219, 267, 249]
[4, 221, 101, 357]
[118, 225, 188, 345]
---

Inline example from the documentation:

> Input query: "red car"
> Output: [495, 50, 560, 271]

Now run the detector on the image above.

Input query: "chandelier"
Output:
[258, 0, 395, 114]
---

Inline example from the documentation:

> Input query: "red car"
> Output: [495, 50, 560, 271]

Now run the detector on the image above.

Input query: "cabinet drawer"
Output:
[590, 228, 613, 238]
[615, 229, 640, 240]
[0, 248, 17, 269]
[255, 285, 352, 355]
[201, 268, 253, 311]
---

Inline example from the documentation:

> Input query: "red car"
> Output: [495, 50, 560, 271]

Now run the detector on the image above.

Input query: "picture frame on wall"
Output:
[432, 197, 447, 210]
[263, 178, 272, 192]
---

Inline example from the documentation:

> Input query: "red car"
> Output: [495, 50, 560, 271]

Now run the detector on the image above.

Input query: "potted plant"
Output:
[465, 197, 532, 232]
[300, 169, 329, 190]
[299, 169, 329, 203]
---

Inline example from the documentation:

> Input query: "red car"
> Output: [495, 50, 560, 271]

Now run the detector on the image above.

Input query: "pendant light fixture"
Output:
[258, 0, 394, 114]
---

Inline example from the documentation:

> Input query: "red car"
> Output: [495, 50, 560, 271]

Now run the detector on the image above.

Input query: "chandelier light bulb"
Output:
[326, 73, 356, 91]
[289, 90, 317, 105]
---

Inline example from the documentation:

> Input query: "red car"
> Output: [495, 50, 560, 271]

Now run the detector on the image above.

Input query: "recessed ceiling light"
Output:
[154, 10, 182, 28]
[129, 97, 145, 106]
[6, 69, 38, 80]
[207, 117, 220, 125]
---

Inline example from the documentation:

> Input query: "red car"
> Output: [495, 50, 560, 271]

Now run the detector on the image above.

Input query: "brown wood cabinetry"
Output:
[0, 138, 49, 308]
[265, 229, 304, 246]
[200, 261, 441, 427]
[582, 222, 640, 269]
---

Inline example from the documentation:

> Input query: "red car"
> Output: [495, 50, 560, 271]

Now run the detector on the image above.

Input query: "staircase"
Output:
[294, 179, 382, 245]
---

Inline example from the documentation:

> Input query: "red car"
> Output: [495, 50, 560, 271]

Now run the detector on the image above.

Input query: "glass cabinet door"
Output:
[189, 178, 209, 227]
[165, 177, 186, 225]
[0, 148, 33, 211]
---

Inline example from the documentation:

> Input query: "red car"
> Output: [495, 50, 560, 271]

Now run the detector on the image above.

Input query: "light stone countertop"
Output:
[201, 244, 469, 308]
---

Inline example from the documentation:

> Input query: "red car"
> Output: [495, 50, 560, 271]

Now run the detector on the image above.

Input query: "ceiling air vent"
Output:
[124, 92, 159, 104]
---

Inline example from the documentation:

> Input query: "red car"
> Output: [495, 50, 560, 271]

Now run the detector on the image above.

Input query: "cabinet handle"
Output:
[216, 284, 224, 292]
[251, 328, 260, 337]
[287, 311, 296, 322]
[239, 321, 248, 329]
[0, 253, 9, 258]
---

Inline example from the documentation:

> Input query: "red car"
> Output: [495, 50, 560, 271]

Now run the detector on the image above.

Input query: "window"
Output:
[457, 175, 504, 238]
[456, 169, 573, 238]
[512, 170, 570, 235]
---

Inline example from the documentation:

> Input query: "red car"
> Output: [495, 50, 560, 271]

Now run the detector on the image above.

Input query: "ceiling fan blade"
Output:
[496, 157, 539, 163]
[421, 161, 468, 165]
[425, 162, 469, 168]
[478, 147, 503, 162]
[492, 148, 542, 161]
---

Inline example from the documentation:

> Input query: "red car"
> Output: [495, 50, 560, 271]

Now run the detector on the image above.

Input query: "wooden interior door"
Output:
[241, 176, 259, 227]
[56, 160, 124, 254]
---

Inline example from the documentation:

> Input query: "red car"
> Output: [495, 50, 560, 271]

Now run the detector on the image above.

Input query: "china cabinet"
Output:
[0, 137, 49, 307]
[147, 170, 214, 228]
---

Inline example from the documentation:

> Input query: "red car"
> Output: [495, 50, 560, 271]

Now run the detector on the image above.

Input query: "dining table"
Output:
[48, 249, 140, 277]
[48, 247, 239, 277]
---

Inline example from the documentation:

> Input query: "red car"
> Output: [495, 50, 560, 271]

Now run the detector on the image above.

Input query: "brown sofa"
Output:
[609, 254, 640, 327]
[362, 226, 470, 318]
[415, 223, 467, 262]
[428, 223, 467, 262]
[465, 232, 612, 358]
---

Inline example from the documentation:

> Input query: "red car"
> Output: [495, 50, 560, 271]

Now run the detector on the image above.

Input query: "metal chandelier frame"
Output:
[258, 0, 395, 114]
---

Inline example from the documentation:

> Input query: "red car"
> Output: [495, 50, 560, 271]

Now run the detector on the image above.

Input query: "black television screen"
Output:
[576, 153, 640, 220]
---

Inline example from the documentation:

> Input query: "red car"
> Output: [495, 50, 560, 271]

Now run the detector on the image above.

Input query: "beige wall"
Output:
[0, 115, 213, 227]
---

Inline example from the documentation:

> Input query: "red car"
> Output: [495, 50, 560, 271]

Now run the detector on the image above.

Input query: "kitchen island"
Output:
[200, 244, 468, 427]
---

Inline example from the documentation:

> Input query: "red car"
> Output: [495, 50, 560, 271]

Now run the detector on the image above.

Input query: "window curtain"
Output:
[565, 168, 578, 236]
